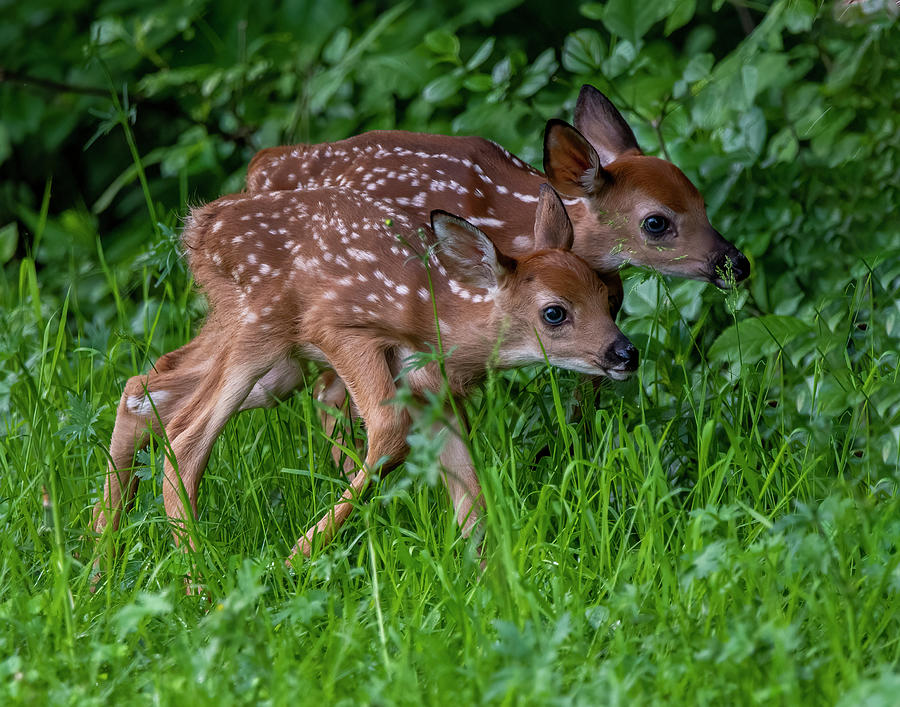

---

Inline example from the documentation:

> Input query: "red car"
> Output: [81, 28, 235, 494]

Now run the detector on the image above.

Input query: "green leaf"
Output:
[0, 222, 17, 264]
[764, 127, 799, 165]
[783, 0, 817, 33]
[709, 315, 813, 365]
[665, 0, 697, 35]
[682, 53, 713, 83]
[463, 74, 493, 92]
[466, 37, 495, 70]
[601, 39, 638, 79]
[741, 64, 759, 104]
[491, 56, 513, 85]
[516, 48, 557, 98]
[56, 391, 101, 444]
[422, 72, 462, 103]
[562, 29, 605, 74]
[602, 0, 670, 44]
[740, 106, 767, 157]
[424, 29, 460, 59]
[579, 2, 605, 20]
[113, 590, 173, 638]
[322, 27, 351, 65]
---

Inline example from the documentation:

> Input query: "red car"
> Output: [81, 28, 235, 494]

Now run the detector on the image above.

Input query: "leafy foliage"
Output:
[1, 0, 899, 703]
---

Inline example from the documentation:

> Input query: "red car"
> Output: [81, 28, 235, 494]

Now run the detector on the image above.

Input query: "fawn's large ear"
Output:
[431, 211, 514, 289]
[543, 119, 609, 198]
[533, 184, 574, 251]
[574, 85, 642, 165]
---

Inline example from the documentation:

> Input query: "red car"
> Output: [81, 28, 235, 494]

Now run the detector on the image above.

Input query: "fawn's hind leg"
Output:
[95, 336, 305, 538]
[93, 331, 223, 536]
[157, 338, 286, 554]
[314, 369, 361, 476]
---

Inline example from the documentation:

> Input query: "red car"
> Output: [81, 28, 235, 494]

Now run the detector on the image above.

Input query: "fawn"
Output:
[247, 85, 750, 289]
[93, 185, 636, 562]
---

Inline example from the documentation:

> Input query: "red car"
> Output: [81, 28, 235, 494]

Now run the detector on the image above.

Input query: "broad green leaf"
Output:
[682, 53, 713, 83]
[783, 0, 817, 33]
[602, 39, 637, 79]
[424, 29, 460, 59]
[665, 0, 697, 35]
[562, 29, 605, 74]
[423, 72, 463, 103]
[463, 74, 493, 92]
[709, 315, 813, 364]
[764, 127, 799, 165]
[602, 0, 670, 44]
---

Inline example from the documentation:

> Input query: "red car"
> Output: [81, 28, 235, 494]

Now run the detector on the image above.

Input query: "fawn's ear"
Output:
[533, 184, 574, 251]
[543, 119, 609, 198]
[431, 211, 514, 289]
[574, 85, 642, 165]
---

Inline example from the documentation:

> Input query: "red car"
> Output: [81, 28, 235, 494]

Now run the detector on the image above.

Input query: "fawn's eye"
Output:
[642, 214, 669, 237]
[541, 305, 567, 326]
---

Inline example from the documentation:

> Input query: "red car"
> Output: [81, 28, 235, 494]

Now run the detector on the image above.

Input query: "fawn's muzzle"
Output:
[601, 334, 639, 379]
[709, 242, 750, 287]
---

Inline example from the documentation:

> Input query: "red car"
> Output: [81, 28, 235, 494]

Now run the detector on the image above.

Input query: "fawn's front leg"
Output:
[289, 339, 410, 560]
[437, 413, 484, 542]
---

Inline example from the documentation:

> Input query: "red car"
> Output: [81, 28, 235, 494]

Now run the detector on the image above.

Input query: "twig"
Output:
[0, 68, 111, 98]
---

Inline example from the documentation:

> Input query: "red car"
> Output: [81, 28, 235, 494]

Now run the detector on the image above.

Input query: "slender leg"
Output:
[288, 339, 410, 560]
[159, 343, 283, 551]
[93, 330, 222, 535]
[437, 414, 484, 541]
[94, 343, 305, 537]
[314, 370, 360, 476]
[399, 358, 485, 541]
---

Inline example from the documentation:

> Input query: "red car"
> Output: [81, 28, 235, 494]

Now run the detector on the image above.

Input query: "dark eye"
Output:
[541, 305, 567, 326]
[642, 214, 669, 236]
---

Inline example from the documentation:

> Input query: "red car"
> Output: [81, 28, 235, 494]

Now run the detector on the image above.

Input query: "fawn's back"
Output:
[245, 86, 750, 288]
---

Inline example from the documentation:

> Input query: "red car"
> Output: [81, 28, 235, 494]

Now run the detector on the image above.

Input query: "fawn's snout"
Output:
[709, 234, 751, 287]
[601, 334, 639, 380]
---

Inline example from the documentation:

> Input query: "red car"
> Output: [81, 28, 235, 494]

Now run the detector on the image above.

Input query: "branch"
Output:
[0, 68, 111, 99]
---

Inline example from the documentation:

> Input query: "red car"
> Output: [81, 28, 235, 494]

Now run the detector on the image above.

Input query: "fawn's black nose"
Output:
[727, 251, 751, 282]
[712, 249, 751, 284]
[605, 335, 639, 371]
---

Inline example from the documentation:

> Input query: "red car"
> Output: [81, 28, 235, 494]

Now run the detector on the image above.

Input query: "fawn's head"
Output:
[544, 85, 750, 288]
[432, 185, 638, 380]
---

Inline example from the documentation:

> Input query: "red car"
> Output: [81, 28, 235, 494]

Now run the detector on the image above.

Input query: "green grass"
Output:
[1, 230, 899, 704]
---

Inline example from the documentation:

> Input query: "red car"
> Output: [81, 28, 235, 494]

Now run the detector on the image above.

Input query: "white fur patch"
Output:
[126, 390, 171, 416]
[466, 217, 505, 229]
[512, 235, 533, 251]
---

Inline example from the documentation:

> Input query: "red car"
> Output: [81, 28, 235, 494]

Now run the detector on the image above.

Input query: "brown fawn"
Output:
[93, 185, 636, 561]
[247, 85, 750, 288]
